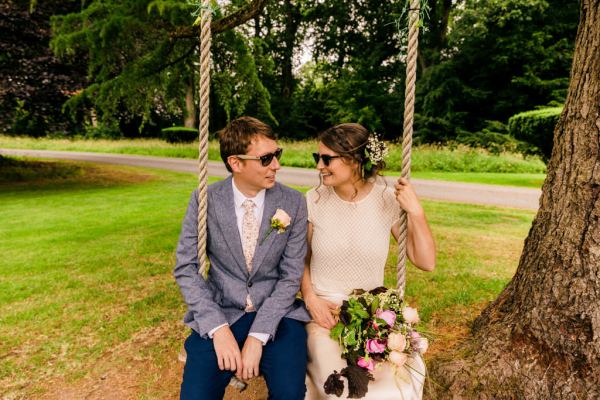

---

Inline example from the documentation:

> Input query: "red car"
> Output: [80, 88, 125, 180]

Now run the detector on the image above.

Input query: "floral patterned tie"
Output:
[241, 199, 259, 311]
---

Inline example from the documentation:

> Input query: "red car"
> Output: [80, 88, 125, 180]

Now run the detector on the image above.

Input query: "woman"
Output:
[301, 123, 435, 399]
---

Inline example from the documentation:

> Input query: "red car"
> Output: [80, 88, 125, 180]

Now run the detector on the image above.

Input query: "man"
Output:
[174, 116, 310, 400]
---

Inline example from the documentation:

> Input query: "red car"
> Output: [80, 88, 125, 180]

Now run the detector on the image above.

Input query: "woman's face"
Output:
[315, 142, 357, 187]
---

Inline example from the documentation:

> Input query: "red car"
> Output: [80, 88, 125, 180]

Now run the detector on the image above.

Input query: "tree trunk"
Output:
[281, 0, 300, 99]
[434, 1, 600, 398]
[183, 80, 197, 128]
[421, 0, 455, 70]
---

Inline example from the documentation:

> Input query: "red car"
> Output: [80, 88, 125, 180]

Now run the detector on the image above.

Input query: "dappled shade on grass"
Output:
[0, 156, 155, 188]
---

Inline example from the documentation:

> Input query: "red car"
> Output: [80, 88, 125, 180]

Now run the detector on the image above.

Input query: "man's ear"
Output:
[228, 156, 242, 173]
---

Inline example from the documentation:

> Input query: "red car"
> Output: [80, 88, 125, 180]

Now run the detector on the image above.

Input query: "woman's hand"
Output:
[305, 293, 339, 330]
[394, 177, 424, 216]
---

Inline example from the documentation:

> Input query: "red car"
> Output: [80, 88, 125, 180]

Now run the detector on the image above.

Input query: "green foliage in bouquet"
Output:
[325, 287, 428, 398]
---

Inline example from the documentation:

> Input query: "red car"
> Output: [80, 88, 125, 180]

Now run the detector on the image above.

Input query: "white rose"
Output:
[402, 306, 420, 324]
[388, 351, 408, 367]
[387, 332, 407, 352]
[415, 337, 429, 354]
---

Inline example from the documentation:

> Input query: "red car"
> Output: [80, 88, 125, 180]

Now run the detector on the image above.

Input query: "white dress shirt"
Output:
[207, 178, 270, 345]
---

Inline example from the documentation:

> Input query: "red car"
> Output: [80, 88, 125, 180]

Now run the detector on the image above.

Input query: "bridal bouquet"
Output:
[324, 287, 428, 398]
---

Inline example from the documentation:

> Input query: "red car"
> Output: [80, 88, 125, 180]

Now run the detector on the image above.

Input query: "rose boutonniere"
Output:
[260, 209, 291, 244]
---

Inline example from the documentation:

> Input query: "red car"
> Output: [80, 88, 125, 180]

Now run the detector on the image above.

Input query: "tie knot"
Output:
[242, 199, 256, 211]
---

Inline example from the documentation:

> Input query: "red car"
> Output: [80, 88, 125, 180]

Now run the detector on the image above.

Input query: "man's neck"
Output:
[232, 176, 260, 198]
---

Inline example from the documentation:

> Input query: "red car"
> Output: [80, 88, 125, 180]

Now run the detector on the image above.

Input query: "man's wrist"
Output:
[248, 332, 270, 345]
[208, 323, 229, 338]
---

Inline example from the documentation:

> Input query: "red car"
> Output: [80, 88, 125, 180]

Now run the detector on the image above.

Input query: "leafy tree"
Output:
[50, 0, 269, 135]
[296, 0, 409, 138]
[0, 0, 86, 136]
[416, 0, 578, 144]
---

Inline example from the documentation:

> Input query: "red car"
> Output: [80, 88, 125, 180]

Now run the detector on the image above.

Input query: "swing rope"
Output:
[197, 0, 211, 278]
[190, 0, 420, 391]
[396, 0, 420, 298]
[194, 0, 419, 316]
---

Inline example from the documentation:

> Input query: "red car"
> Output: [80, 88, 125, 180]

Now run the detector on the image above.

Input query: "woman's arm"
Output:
[391, 178, 436, 271]
[301, 222, 338, 329]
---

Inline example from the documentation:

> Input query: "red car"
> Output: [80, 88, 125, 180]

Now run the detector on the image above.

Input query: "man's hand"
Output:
[238, 336, 263, 380]
[212, 326, 242, 372]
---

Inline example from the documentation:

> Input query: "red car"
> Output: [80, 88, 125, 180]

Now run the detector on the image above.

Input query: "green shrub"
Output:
[83, 124, 123, 140]
[161, 127, 198, 143]
[508, 107, 563, 161]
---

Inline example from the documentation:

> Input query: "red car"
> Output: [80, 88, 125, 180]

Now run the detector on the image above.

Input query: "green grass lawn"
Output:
[0, 135, 547, 188]
[408, 171, 545, 188]
[0, 158, 535, 398]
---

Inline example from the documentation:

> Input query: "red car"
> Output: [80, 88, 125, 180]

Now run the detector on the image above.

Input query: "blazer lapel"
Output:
[213, 177, 247, 274]
[250, 184, 283, 278]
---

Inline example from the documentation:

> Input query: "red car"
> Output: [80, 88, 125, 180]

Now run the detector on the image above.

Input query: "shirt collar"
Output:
[232, 178, 266, 210]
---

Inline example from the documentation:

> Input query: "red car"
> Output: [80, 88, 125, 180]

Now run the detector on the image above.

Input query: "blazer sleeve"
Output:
[249, 191, 308, 338]
[173, 190, 228, 338]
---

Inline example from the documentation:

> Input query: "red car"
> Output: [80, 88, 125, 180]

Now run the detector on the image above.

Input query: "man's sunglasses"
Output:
[235, 148, 283, 167]
[312, 153, 342, 166]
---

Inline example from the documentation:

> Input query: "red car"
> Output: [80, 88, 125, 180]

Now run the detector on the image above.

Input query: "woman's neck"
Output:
[333, 179, 372, 202]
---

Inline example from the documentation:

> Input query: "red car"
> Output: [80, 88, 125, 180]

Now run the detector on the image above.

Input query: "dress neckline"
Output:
[331, 183, 376, 205]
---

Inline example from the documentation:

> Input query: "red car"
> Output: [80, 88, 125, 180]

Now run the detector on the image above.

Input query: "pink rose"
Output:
[357, 357, 374, 371]
[389, 351, 408, 367]
[402, 306, 420, 324]
[387, 332, 407, 351]
[366, 339, 386, 354]
[375, 309, 397, 327]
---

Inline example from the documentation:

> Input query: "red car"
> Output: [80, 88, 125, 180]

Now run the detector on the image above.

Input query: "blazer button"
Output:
[247, 282, 253, 287]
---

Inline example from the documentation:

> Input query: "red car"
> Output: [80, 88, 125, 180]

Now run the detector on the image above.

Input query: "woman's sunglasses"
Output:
[235, 148, 283, 167]
[312, 153, 342, 166]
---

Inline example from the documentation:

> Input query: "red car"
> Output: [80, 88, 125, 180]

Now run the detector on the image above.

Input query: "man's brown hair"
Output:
[217, 116, 277, 172]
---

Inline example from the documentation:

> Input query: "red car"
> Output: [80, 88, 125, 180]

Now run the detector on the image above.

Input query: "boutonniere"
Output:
[260, 209, 291, 244]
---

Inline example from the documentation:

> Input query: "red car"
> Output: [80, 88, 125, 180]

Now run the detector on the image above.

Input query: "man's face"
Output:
[229, 135, 281, 195]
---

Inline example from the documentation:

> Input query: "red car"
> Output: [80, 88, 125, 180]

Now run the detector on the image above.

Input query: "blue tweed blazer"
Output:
[174, 176, 310, 339]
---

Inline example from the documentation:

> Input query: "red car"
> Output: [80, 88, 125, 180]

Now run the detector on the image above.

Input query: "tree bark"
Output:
[434, 1, 600, 398]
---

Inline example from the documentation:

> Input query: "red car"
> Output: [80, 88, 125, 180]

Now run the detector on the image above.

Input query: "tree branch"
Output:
[145, 43, 197, 78]
[170, 0, 269, 39]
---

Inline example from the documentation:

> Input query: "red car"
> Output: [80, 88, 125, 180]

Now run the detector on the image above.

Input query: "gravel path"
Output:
[1, 149, 541, 210]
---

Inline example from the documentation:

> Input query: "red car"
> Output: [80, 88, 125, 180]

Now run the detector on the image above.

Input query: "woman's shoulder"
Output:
[380, 183, 396, 199]
[374, 182, 400, 214]
[306, 186, 330, 203]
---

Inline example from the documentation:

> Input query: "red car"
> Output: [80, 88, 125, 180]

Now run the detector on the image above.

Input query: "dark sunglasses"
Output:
[235, 148, 283, 167]
[312, 153, 342, 166]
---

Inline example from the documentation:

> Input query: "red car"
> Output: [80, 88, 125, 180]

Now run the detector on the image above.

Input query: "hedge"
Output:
[508, 107, 563, 161]
[161, 126, 197, 143]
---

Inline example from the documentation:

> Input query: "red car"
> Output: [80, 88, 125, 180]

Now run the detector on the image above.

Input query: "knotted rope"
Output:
[396, 0, 420, 298]
[197, 0, 211, 278]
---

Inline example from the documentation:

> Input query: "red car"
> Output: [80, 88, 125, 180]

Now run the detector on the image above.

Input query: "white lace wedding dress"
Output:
[304, 184, 425, 400]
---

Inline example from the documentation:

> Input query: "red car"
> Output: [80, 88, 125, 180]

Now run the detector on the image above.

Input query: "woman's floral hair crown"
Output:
[364, 133, 388, 171]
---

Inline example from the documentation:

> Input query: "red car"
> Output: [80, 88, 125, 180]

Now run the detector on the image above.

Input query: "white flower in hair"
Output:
[365, 133, 388, 170]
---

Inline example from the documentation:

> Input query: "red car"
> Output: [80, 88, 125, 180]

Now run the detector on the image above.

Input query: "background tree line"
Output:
[0, 0, 579, 159]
